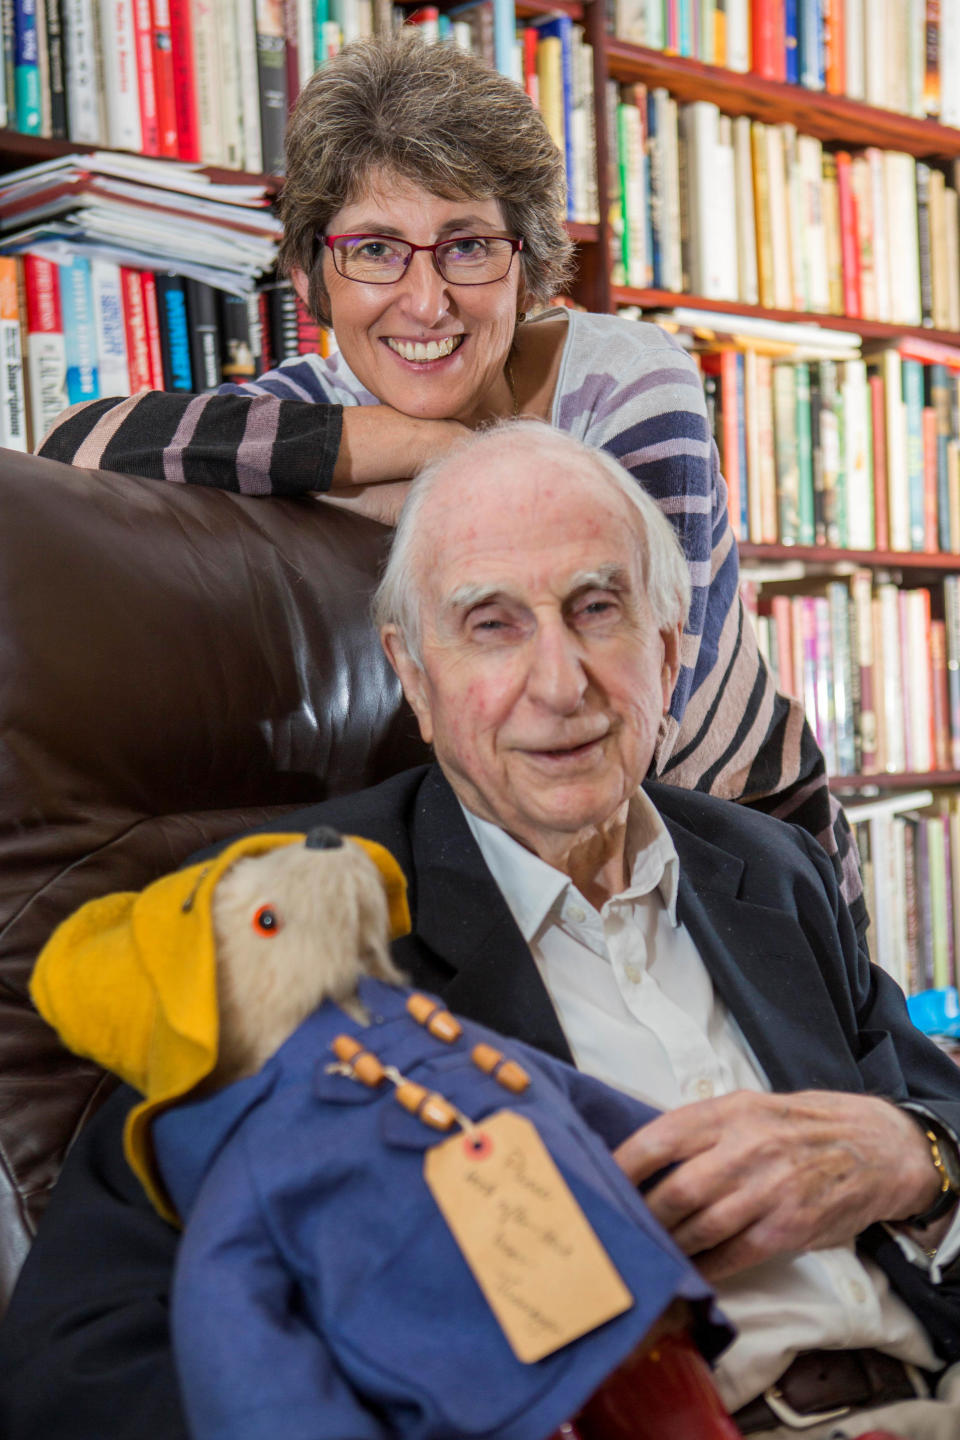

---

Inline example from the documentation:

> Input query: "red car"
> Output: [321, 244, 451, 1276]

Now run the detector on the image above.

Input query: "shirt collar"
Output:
[459, 787, 680, 942]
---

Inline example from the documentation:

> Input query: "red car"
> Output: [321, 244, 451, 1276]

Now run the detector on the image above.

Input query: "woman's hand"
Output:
[321, 481, 413, 528]
[333, 407, 469, 487]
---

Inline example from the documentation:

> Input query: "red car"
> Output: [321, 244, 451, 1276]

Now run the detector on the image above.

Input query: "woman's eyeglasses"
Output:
[322, 233, 524, 286]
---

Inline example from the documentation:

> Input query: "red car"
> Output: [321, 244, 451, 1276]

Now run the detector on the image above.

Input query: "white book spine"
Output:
[782, 122, 806, 311]
[844, 0, 865, 98]
[613, 0, 646, 43]
[886, 152, 921, 326]
[27, 332, 68, 445]
[908, 0, 926, 117]
[946, 186, 960, 332]
[842, 359, 873, 550]
[732, 114, 758, 305]
[864, 0, 887, 110]
[798, 134, 829, 313]
[663, 94, 683, 293]
[0, 316, 28, 452]
[297, 0, 313, 85]
[766, 124, 792, 311]
[879, 582, 906, 773]
[681, 101, 721, 297]
[883, 349, 910, 552]
[216, 0, 243, 170]
[621, 103, 647, 289]
[644, 0, 663, 47]
[100, 0, 142, 150]
[90, 259, 131, 399]
[715, 113, 738, 301]
[235, 0, 262, 173]
[868, 148, 891, 322]
[905, 590, 933, 773]
[192, 0, 225, 164]
[941, 0, 960, 127]
[725, 0, 749, 72]
[63, 0, 106, 143]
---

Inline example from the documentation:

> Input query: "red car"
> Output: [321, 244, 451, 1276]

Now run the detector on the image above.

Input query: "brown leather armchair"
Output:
[0, 447, 430, 1314]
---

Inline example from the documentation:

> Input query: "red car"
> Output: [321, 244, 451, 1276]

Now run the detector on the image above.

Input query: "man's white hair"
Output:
[372, 418, 692, 666]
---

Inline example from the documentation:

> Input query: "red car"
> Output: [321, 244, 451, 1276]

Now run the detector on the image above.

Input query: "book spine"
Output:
[192, 0, 224, 163]
[236, 0, 261, 173]
[44, 0, 66, 136]
[150, 0, 179, 157]
[132, 0, 159, 153]
[23, 254, 67, 444]
[903, 357, 927, 551]
[168, 0, 200, 161]
[184, 277, 221, 390]
[784, 0, 799, 85]
[835, 151, 861, 318]
[13, 0, 41, 132]
[828, 578, 856, 774]
[752, 0, 786, 80]
[155, 272, 193, 391]
[120, 266, 152, 392]
[256, 0, 288, 175]
[773, 362, 800, 543]
[140, 270, 165, 389]
[795, 360, 815, 544]
[0, 256, 28, 450]
[216, 0, 242, 170]
[91, 259, 130, 398]
[100, 0, 142, 150]
[917, 160, 934, 326]
[59, 255, 99, 404]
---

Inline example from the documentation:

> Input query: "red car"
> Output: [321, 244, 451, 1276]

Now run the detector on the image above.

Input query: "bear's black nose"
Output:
[305, 826, 344, 851]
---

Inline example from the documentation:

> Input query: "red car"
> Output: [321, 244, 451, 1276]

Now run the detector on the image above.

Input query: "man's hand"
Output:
[614, 1089, 945, 1281]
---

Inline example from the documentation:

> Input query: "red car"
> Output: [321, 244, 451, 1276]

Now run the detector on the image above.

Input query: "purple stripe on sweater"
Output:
[556, 366, 702, 431]
[162, 395, 211, 485]
[237, 396, 281, 495]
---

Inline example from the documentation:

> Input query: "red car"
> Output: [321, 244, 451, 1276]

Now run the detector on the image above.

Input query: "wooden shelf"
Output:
[603, 41, 960, 161]
[830, 771, 960, 794]
[612, 289, 960, 347]
[739, 543, 960, 573]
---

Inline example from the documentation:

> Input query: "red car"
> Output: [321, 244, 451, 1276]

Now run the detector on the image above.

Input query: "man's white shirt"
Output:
[461, 790, 953, 1412]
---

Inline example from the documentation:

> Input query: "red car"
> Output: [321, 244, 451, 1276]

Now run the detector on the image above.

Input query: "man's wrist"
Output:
[899, 1103, 960, 1229]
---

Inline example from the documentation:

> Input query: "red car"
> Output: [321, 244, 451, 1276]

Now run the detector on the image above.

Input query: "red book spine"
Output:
[257, 289, 275, 373]
[523, 26, 538, 105]
[294, 293, 320, 356]
[923, 404, 939, 552]
[150, 0, 178, 157]
[869, 372, 890, 552]
[140, 272, 165, 389]
[132, 0, 160, 154]
[168, 0, 200, 162]
[120, 267, 153, 391]
[23, 255, 63, 335]
[752, 0, 786, 82]
[824, 0, 844, 95]
[835, 152, 861, 318]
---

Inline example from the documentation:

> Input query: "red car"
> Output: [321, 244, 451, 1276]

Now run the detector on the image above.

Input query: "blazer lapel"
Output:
[402, 766, 574, 1062]
[666, 817, 864, 1094]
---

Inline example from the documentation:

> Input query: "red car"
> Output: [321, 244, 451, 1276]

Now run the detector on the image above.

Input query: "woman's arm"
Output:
[38, 389, 467, 495]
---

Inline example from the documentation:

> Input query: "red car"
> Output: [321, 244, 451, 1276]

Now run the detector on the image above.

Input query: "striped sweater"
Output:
[39, 307, 865, 938]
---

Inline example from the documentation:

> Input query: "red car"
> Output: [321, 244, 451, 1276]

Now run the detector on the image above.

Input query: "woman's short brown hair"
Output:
[278, 31, 576, 323]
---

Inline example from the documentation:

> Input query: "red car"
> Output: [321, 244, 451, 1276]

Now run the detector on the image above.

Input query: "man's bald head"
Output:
[373, 420, 690, 665]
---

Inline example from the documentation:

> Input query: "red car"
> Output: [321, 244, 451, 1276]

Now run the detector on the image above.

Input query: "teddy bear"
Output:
[31, 825, 744, 1440]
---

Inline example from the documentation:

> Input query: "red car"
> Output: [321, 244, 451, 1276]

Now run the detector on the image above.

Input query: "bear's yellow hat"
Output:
[30, 832, 410, 1222]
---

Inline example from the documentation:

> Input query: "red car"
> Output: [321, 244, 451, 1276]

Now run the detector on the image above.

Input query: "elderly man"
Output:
[3, 421, 960, 1440]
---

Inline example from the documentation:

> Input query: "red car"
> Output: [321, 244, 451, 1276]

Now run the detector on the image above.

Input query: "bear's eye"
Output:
[253, 905, 280, 936]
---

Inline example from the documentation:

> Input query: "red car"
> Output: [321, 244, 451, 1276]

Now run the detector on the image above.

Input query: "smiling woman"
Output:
[37, 31, 865, 944]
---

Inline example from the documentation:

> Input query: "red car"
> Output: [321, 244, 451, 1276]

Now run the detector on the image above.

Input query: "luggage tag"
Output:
[424, 1110, 634, 1363]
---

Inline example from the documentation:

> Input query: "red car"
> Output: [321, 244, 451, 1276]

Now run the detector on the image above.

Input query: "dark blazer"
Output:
[3, 764, 960, 1440]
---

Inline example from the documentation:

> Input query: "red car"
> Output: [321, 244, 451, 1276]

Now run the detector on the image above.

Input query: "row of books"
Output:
[845, 791, 960, 1002]
[611, 86, 955, 330]
[0, 0, 597, 213]
[611, 1, 960, 128]
[744, 571, 960, 783]
[0, 251, 321, 451]
[652, 309, 960, 555]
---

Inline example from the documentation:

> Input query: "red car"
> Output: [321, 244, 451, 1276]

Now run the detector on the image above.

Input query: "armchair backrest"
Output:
[0, 449, 429, 1310]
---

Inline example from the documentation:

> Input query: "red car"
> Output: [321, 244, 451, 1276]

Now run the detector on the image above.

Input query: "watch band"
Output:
[902, 1108, 960, 1229]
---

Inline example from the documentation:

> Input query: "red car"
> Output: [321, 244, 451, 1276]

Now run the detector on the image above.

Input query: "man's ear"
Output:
[380, 626, 434, 745]
[660, 621, 683, 713]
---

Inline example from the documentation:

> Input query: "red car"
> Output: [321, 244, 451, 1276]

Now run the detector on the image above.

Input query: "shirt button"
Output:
[848, 1279, 867, 1304]
[624, 961, 644, 984]
[567, 904, 586, 924]
[695, 1077, 715, 1099]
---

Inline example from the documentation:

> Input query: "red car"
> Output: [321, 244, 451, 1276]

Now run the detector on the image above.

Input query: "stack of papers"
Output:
[0, 153, 283, 294]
